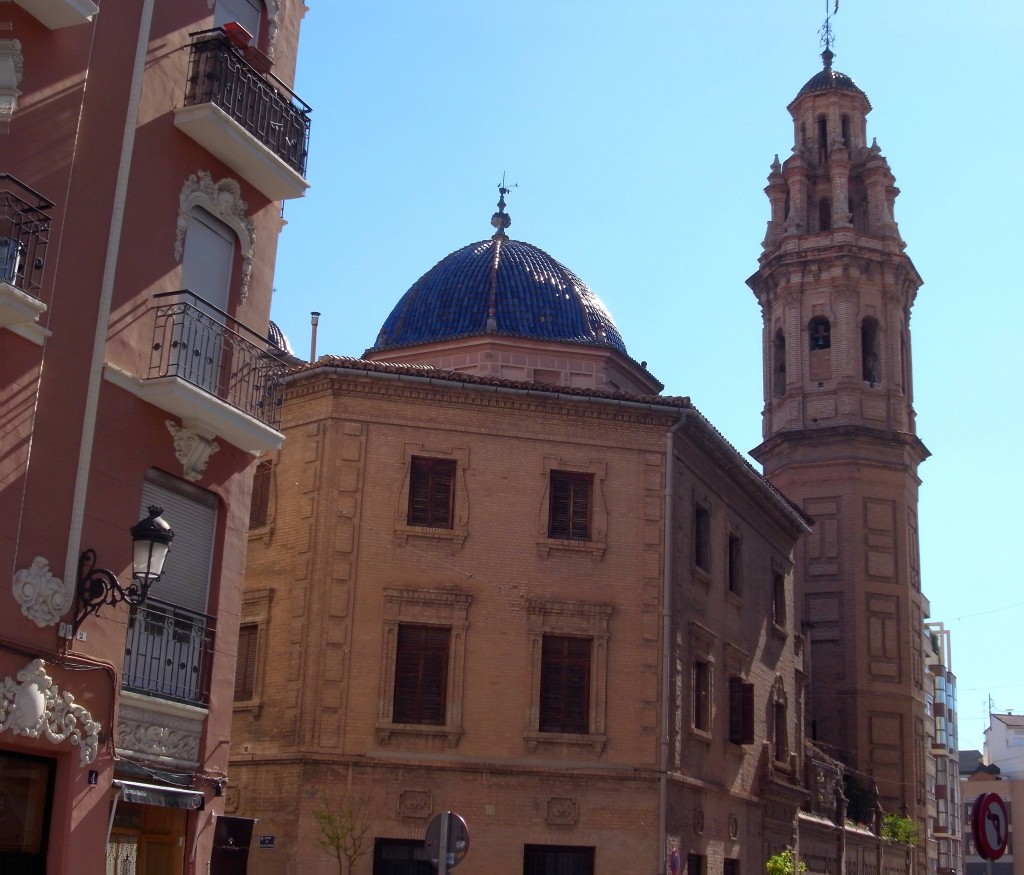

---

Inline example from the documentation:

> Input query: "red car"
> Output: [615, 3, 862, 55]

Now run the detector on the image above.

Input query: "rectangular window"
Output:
[234, 623, 258, 700]
[727, 533, 742, 594]
[540, 636, 591, 734]
[694, 504, 710, 571]
[728, 676, 755, 744]
[724, 859, 740, 875]
[523, 844, 595, 875]
[688, 854, 706, 875]
[373, 838, 432, 874]
[407, 457, 456, 529]
[393, 624, 450, 725]
[548, 472, 592, 541]
[772, 571, 786, 627]
[773, 700, 788, 761]
[692, 660, 710, 732]
[249, 460, 272, 529]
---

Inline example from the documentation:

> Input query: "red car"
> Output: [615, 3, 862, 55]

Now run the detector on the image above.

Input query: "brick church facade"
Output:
[228, 46, 939, 875]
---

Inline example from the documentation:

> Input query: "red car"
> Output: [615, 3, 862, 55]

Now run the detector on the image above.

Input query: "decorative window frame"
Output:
[726, 521, 743, 600]
[688, 622, 716, 742]
[692, 494, 712, 578]
[377, 588, 471, 748]
[536, 457, 607, 558]
[393, 444, 470, 548]
[770, 675, 792, 769]
[0, 39, 24, 134]
[175, 171, 255, 301]
[524, 598, 612, 755]
[233, 588, 273, 714]
[771, 559, 792, 638]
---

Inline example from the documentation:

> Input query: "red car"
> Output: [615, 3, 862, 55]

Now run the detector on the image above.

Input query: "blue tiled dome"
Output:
[795, 49, 869, 106]
[369, 235, 628, 355]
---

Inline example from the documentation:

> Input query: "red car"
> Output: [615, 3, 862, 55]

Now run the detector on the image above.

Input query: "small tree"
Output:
[766, 848, 807, 875]
[313, 793, 376, 874]
[881, 813, 918, 846]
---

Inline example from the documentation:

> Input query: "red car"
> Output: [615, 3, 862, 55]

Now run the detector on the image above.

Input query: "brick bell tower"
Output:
[747, 47, 931, 824]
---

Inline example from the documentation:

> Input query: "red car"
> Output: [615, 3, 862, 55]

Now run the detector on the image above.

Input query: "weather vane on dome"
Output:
[819, 0, 838, 54]
[491, 172, 517, 236]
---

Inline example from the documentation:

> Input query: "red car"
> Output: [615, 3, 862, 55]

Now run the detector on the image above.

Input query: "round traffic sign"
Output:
[972, 792, 1009, 860]
[424, 811, 470, 869]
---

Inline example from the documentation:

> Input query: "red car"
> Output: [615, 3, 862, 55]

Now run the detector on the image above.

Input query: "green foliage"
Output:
[881, 813, 918, 846]
[765, 848, 807, 875]
[313, 793, 376, 874]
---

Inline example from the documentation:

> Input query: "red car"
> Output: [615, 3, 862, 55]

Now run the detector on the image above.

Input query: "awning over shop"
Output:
[113, 779, 205, 810]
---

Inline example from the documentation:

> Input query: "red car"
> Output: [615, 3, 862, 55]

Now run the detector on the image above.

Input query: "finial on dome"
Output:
[818, 0, 837, 56]
[490, 174, 516, 237]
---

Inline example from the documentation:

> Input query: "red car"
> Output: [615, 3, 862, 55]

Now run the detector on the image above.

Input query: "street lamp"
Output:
[74, 506, 175, 633]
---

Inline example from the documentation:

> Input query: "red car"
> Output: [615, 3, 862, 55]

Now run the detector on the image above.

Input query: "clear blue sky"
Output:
[270, 1, 1023, 751]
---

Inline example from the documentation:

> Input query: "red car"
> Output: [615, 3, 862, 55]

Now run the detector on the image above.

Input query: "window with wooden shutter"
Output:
[728, 676, 755, 744]
[249, 460, 272, 529]
[548, 471, 592, 541]
[693, 503, 711, 571]
[539, 636, 590, 734]
[234, 623, 258, 700]
[393, 624, 450, 725]
[692, 660, 711, 732]
[727, 532, 742, 594]
[772, 571, 786, 627]
[407, 457, 456, 529]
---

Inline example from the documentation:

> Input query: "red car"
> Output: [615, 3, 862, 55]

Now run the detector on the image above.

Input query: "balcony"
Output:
[107, 290, 286, 452]
[0, 174, 51, 342]
[173, 29, 311, 201]
[13, 0, 98, 29]
[123, 599, 214, 706]
[118, 600, 213, 770]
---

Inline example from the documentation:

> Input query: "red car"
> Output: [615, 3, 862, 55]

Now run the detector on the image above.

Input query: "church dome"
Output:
[369, 233, 628, 355]
[795, 48, 870, 107]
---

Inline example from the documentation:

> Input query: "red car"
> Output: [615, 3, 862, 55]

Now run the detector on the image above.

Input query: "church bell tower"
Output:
[747, 47, 930, 825]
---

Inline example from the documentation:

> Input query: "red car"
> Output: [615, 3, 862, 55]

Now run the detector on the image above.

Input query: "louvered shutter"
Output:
[213, 0, 261, 41]
[548, 472, 592, 541]
[540, 636, 590, 733]
[249, 461, 272, 529]
[141, 478, 215, 614]
[407, 458, 455, 528]
[393, 625, 449, 725]
[234, 624, 258, 700]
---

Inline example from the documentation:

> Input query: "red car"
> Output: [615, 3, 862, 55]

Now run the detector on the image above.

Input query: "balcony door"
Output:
[123, 474, 216, 703]
[180, 207, 233, 394]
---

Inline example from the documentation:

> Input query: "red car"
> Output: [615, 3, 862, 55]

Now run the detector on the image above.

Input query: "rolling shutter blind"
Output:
[214, 0, 261, 41]
[141, 478, 216, 614]
[181, 209, 233, 313]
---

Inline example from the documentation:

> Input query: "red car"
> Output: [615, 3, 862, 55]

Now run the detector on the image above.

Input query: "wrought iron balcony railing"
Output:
[123, 599, 215, 706]
[147, 290, 287, 430]
[183, 29, 311, 176]
[0, 174, 53, 297]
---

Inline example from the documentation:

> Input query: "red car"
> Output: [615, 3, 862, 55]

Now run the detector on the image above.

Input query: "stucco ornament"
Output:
[13, 556, 72, 628]
[0, 660, 100, 765]
[206, 0, 281, 58]
[0, 39, 24, 134]
[167, 420, 220, 482]
[175, 171, 255, 301]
